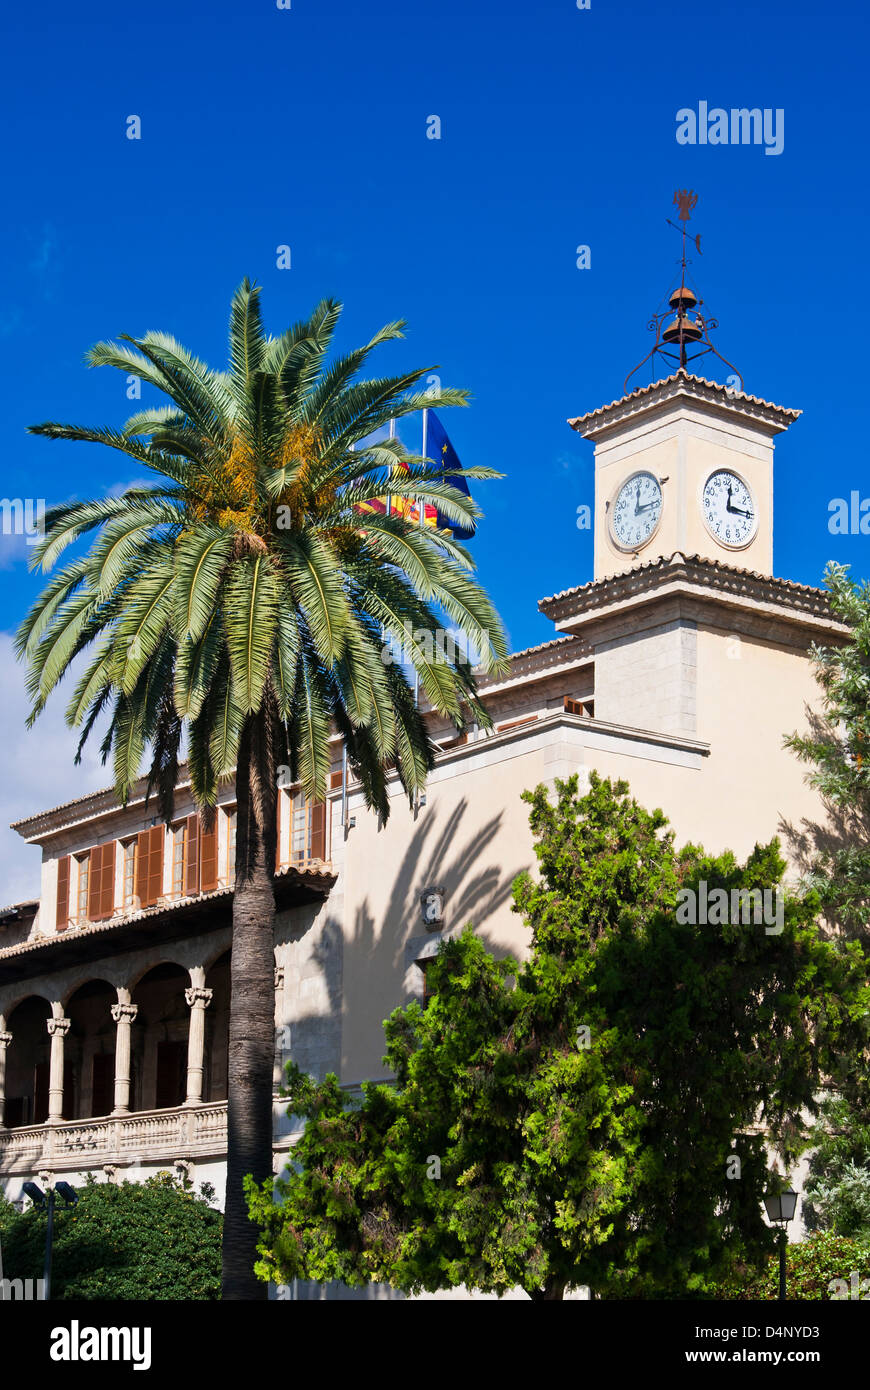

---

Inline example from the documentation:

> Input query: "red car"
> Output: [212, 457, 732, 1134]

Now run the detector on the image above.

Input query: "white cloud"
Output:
[0, 633, 110, 905]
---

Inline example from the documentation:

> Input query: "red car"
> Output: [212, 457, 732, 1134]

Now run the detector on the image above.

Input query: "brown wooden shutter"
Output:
[184, 814, 200, 895]
[56, 856, 70, 931]
[310, 801, 326, 862]
[329, 769, 343, 790]
[103, 841, 116, 918]
[200, 818, 218, 892]
[134, 831, 150, 906]
[86, 847, 99, 921]
[88, 842, 116, 922]
[135, 827, 165, 908]
[146, 826, 164, 906]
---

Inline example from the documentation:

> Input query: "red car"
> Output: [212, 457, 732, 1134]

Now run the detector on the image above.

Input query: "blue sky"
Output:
[0, 0, 867, 889]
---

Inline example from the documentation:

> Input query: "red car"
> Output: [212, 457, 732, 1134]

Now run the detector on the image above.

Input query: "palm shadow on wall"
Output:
[338, 796, 528, 1078]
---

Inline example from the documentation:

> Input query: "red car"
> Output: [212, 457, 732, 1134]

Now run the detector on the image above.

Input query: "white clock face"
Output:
[610, 471, 663, 550]
[701, 470, 757, 547]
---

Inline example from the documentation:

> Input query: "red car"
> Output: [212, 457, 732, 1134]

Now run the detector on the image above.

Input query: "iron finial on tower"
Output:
[623, 192, 744, 394]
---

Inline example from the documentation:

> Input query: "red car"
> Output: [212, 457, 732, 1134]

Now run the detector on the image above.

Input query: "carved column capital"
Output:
[0, 1031, 12, 1049]
[185, 987, 213, 1010]
[46, 1017, 71, 1038]
[111, 1003, 138, 1024]
[274, 964, 285, 990]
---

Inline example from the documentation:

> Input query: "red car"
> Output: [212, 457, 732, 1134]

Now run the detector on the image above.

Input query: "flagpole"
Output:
[387, 418, 394, 518]
[414, 408, 429, 708]
[420, 407, 428, 531]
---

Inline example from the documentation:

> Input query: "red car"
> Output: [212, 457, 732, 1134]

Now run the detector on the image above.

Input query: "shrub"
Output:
[708, 1232, 870, 1300]
[0, 1172, 221, 1300]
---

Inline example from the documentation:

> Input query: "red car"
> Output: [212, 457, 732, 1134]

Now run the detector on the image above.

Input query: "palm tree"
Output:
[16, 281, 508, 1299]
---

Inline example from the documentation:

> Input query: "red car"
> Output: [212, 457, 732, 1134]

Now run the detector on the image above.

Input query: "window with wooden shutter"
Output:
[225, 809, 237, 885]
[56, 856, 70, 931]
[200, 817, 218, 892]
[184, 814, 200, 895]
[122, 839, 136, 907]
[171, 824, 185, 896]
[75, 854, 90, 924]
[87, 842, 116, 922]
[310, 801, 326, 862]
[134, 826, 165, 908]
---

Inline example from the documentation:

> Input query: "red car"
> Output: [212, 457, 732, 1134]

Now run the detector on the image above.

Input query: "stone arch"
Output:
[125, 954, 192, 997]
[0, 983, 55, 1025]
[202, 938, 233, 977]
[60, 970, 124, 1011]
[130, 962, 190, 1112]
[203, 949, 231, 1102]
[2, 995, 53, 1128]
[65, 978, 117, 1120]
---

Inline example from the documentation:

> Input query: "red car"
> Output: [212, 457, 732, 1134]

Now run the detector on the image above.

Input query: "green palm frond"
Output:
[172, 527, 235, 641]
[174, 612, 224, 720]
[111, 561, 175, 695]
[21, 283, 507, 823]
[276, 531, 350, 666]
[229, 279, 267, 395]
[222, 554, 279, 713]
[293, 650, 332, 802]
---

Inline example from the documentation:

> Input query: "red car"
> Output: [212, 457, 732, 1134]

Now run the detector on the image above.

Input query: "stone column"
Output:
[111, 999, 138, 1114]
[0, 1029, 12, 1127]
[46, 1015, 71, 1122]
[184, 987, 213, 1106]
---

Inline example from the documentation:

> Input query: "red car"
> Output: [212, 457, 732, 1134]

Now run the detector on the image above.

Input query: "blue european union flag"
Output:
[427, 410, 475, 541]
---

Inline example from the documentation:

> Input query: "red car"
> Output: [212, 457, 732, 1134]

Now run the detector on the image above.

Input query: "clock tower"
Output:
[570, 193, 799, 582]
[543, 195, 820, 747]
[571, 371, 799, 582]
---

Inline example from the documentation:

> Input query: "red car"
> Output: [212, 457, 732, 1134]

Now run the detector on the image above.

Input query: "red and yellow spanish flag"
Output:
[354, 451, 438, 527]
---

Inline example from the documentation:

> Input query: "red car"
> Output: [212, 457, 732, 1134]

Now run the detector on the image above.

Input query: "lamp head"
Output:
[764, 1187, 799, 1225]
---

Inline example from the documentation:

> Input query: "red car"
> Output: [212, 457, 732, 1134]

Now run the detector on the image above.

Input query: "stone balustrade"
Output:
[0, 1101, 231, 1175]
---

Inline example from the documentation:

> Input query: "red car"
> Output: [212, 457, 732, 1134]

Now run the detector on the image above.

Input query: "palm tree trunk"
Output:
[221, 709, 279, 1300]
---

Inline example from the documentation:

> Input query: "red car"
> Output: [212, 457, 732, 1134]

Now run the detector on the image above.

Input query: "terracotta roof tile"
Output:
[538, 551, 829, 610]
[567, 371, 800, 432]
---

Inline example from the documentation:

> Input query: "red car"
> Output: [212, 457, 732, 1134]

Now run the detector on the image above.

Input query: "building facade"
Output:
[0, 370, 843, 1275]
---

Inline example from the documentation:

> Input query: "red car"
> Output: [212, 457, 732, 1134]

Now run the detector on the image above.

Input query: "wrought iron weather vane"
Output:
[623, 191, 744, 394]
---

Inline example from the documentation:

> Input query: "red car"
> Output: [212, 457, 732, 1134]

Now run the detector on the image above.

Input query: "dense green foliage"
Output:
[0, 1174, 221, 1300]
[708, 1232, 870, 1300]
[803, 1095, 870, 1242]
[248, 773, 870, 1299]
[785, 560, 870, 939]
[784, 562, 870, 1254]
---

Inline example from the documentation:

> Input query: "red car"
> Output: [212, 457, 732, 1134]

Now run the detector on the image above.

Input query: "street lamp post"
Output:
[22, 1180, 78, 1300]
[763, 1188, 798, 1301]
